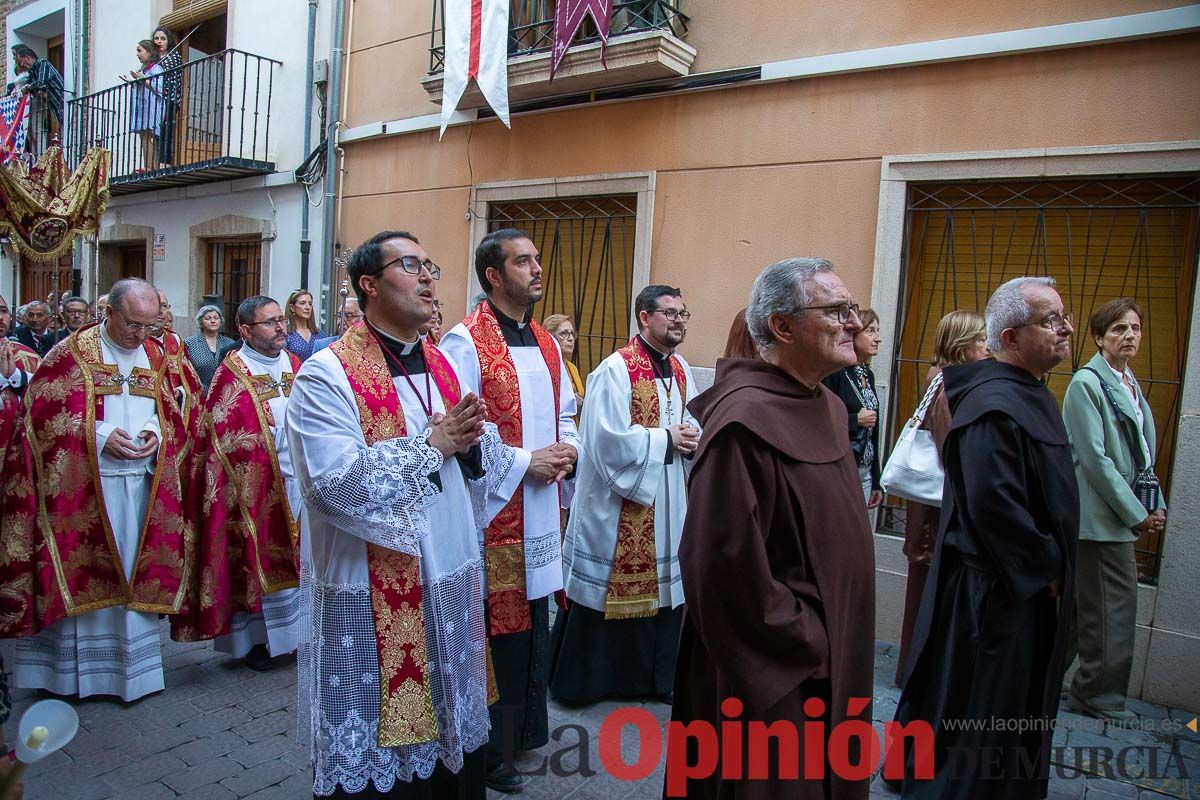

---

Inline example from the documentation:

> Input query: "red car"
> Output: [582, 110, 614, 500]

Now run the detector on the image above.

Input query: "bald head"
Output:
[106, 279, 160, 349]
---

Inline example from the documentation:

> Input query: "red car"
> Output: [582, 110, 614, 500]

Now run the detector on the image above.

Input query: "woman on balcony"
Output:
[128, 40, 165, 173]
[284, 289, 323, 362]
[152, 28, 182, 169]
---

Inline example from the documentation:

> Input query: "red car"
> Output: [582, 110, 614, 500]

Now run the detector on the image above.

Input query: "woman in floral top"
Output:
[153, 28, 183, 168]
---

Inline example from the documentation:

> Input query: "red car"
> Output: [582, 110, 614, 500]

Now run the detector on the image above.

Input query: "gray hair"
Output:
[108, 278, 157, 313]
[985, 276, 1057, 351]
[24, 300, 50, 314]
[195, 304, 224, 323]
[746, 257, 836, 352]
[61, 295, 89, 310]
[236, 295, 279, 327]
[469, 292, 488, 312]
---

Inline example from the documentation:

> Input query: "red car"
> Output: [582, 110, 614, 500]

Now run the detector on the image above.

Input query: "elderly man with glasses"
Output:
[173, 295, 304, 673]
[0, 278, 192, 702]
[666, 258, 876, 800]
[311, 295, 364, 354]
[551, 284, 699, 707]
[889, 276, 1080, 800]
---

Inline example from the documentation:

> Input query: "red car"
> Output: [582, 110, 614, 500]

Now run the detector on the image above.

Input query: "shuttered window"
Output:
[888, 176, 1200, 581]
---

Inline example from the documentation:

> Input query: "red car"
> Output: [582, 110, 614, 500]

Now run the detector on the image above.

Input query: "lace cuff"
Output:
[469, 423, 516, 532]
[303, 432, 444, 555]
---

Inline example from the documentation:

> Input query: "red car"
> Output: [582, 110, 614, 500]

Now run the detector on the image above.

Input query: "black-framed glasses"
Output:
[806, 302, 861, 324]
[377, 255, 441, 280]
[247, 316, 289, 329]
[1015, 312, 1074, 333]
[652, 309, 692, 322]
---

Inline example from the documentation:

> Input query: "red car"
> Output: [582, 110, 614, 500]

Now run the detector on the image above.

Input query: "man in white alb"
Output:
[288, 230, 521, 798]
[439, 228, 581, 792]
[551, 285, 699, 705]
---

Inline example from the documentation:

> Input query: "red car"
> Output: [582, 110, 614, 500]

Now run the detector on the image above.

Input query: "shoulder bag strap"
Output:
[1080, 366, 1145, 473]
[910, 371, 945, 426]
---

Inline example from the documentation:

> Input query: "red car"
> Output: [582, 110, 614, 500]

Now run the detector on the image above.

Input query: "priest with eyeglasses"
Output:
[551, 285, 699, 706]
[0, 277, 193, 702]
[172, 295, 303, 672]
[287, 230, 522, 799]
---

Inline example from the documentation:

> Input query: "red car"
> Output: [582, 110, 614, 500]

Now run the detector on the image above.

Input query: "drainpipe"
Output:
[320, 0, 346, 324]
[299, 0, 318, 291]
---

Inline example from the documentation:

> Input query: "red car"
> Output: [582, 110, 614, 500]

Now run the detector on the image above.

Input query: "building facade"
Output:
[2, 0, 333, 336]
[332, 0, 1200, 709]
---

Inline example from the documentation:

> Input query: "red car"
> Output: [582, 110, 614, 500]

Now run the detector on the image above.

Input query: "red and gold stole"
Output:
[329, 324, 462, 747]
[605, 338, 688, 620]
[0, 323, 193, 638]
[159, 329, 204, 447]
[462, 302, 561, 635]
[0, 343, 41, 461]
[172, 350, 302, 644]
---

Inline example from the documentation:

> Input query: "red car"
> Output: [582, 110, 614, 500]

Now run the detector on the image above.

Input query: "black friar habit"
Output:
[667, 359, 875, 800]
[890, 358, 1079, 800]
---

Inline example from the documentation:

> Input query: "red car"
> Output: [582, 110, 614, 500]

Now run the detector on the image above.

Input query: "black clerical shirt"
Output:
[373, 326, 483, 485]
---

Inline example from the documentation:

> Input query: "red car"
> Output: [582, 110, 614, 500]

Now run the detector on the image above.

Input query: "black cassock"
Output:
[892, 358, 1079, 800]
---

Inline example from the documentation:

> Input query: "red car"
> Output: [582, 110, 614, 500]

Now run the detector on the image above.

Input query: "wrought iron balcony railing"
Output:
[428, 0, 689, 74]
[67, 49, 280, 194]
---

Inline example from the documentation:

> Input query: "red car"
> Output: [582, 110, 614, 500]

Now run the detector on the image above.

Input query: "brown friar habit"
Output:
[891, 358, 1079, 800]
[668, 359, 875, 800]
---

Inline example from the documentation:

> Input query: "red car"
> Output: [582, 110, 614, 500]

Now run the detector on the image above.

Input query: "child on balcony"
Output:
[126, 40, 165, 173]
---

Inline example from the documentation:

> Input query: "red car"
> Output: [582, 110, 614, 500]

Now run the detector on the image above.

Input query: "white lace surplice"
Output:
[286, 346, 517, 796]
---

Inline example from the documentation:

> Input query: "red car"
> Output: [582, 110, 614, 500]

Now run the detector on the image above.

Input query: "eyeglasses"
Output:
[247, 316, 289, 329]
[1016, 312, 1074, 333]
[115, 312, 154, 332]
[555, 330, 577, 339]
[341, 311, 364, 322]
[806, 302, 861, 325]
[377, 256, 441, 280]
[651, 309, 692, 322]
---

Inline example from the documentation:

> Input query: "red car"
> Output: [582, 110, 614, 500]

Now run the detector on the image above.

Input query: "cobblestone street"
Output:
[2, 630, 1197, 799]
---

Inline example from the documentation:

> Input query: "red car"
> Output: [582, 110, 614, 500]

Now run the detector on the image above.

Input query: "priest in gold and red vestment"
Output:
[0, 278, 193, 702]
[439, 228, 581, 790]
[551, 286, 699, 705]
[151, 289, 203, 441]
[288, 231, 521, 798]
[171, 296, 302, 671]
[1, 292, 42, 462]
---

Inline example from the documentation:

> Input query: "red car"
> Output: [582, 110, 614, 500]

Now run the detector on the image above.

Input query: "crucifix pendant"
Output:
[665, 399, 674, 420]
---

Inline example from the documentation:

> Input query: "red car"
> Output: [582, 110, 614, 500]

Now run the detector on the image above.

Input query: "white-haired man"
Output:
[667, 258, 876, 800]
[890, 276, 1079, 800]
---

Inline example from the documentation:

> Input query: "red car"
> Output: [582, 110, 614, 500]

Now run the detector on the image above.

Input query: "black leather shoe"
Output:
[485, 769, 526, 794]
[244, 644, 274, 672]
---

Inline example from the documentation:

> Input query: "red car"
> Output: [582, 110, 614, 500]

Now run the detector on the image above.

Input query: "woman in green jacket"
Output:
[1062, 298, 1166, 722]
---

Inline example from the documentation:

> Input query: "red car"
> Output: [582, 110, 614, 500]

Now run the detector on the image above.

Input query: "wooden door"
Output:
[119, 245, 147, 279]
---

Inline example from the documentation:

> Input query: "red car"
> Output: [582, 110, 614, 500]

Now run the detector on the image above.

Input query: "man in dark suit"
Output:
[10, 301, 65, 357]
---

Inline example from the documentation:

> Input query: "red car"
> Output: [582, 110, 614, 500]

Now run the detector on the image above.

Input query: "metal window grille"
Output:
[885, 175, 1200, 582]
[206, 239, 262, 335]
[487, 194, 637, 376]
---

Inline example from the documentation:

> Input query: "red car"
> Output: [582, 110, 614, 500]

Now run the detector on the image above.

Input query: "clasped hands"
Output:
[427, 393, 486, 458]
[0, 339, 18, 380]
[1134, 509, 1167, 535]
[102, 428, 159, 460]
[668, 422, 700, 456]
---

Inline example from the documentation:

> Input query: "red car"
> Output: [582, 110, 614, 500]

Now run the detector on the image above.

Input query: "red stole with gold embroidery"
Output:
[329, 324, 463, 747]
[462, 302, 561, 635]
[0, 323, 193, 637]
[0, 343, 40, 463]
[171, 350, 302, 644]
[606, 338, 687, 619]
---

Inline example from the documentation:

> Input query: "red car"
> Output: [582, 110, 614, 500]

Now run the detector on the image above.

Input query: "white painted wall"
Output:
[89, 0, 155, 101]
[96, 177, 325, 336]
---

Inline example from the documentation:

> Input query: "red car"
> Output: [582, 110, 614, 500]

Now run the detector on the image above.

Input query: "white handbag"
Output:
[880, 372, 946, 507]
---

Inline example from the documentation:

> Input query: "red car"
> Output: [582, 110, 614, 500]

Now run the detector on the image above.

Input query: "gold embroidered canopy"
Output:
[0, 143, 110, 262]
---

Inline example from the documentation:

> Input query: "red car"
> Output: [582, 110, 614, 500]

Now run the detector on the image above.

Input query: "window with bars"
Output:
[885, 175, 1200, 582]
[487, 195, 637, 377]
[205, 238, 262, 335]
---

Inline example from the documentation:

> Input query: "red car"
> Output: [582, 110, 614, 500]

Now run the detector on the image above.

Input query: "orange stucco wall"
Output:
[336, 33, 1200, 365]
[342, 0, 1195, 127]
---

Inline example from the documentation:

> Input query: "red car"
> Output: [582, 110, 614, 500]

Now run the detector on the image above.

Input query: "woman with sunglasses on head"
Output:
[822, 307, 884, 508]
